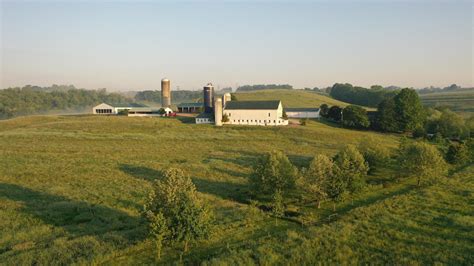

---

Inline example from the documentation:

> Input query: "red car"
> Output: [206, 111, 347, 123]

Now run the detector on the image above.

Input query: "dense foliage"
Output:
[0, 85, 130, 119]
[329, 83, 398, 107]
[342, 105, 370, 129]
[236, 84, 293, 92]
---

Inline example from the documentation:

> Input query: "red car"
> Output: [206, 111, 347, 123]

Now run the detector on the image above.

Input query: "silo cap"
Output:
[162, 78, 170, 82]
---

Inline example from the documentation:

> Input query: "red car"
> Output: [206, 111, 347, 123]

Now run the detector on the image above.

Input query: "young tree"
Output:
[334, 145, 369, 203]
[327, 106, 343, 122]
[325, 166, 347, 211]
[301, 154, 333, 208]
[438, 109, 468, 139]
[319, 104, 329, 118]
[358, 137, 390, 174]
[251, 151, 298, 196]
[272, 190, 284, 225]
[144, 168, 213, 253]
[393, 88, 426, 132]
[221, 113, 229, 123]
[342, 105, 370, 129]
[145, 211, 169, 259]
[397, 141, 448, 186]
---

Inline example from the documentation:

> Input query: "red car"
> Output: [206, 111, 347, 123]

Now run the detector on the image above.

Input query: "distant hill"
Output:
[236, 84, 293, 92]
[234, 89, 350, 108]
[420, 88, 474, 117]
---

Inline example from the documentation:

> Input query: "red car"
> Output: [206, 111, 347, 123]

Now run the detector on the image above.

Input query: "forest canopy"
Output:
[0, 85, 131, 119]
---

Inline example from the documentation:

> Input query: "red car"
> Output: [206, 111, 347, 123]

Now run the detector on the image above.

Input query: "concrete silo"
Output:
[203, 83, 214, 113]
[222, 93, 231, 108]
[161, 78, 171, 107]
[214, 98, 223, 126]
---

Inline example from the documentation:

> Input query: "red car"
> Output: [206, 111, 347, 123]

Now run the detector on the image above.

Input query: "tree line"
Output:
[0, 85, 130, 119]
[236, 84, 293, 92]
[328, 83, 399, 107]
[134, 90, 203, 104]
[319, 88, 474, 141]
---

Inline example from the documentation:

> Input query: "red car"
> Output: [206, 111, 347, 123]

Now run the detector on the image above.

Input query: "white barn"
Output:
[92, 103, 132, 115]
[223, 100, 288, 126]
[284, 108, 320, 119]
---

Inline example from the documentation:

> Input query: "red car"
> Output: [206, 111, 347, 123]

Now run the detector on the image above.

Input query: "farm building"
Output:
[128, 107, 173, 117]
[223, 100, 288, 126]
[92, 103, 137, 115]
[284, 108, 320, 119]
[177, 103, 203, 113]
[195, 113, 214, 124]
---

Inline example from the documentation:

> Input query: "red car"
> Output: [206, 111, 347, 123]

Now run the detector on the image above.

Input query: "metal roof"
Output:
[196, 113, 214, 119]
[225, 100, 281, 110]
[284, 108, 320, 112]
[177, 102, 204, 108]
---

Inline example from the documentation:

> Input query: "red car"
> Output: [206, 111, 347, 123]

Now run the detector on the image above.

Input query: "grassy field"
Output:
[0, 115, 472, 264]
[234, 89, 349, 108]
[420, 89, 474, 117]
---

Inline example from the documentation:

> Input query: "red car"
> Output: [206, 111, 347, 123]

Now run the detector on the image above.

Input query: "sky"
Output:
[1, 0, 472, 91]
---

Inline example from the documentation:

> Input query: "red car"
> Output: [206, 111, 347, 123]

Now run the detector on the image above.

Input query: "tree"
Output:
[145, 211, 168, 259]
[300, 118, 308, 126]
[251, 151, 298, 196]
[342, 105, 370, 129]
[301, 154, 333, 208]
[325, 166, 346, 211]
[393, 88, 426, 132]
[282, 110, 288, 120]
[358, 137, 390, 174]
[222, 113, 229, 123]
[230, 93, 238, 101]
[446, 142, 469, 165]
[375, 98, 399, 132]
[327, 106, 342, 122]
[319, 104, 329, 118]
[144, 168, 213, 253]
[272, 190, 284, 225]
[334, 145, 368, 203]
[437, 109, 468, 139]
[158, 108, 166, 115]
[397, 141, 448, 186]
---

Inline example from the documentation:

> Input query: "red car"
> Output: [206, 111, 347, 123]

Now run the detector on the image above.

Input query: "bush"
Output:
[334, 145, 368, 198]
[342, 105, 370, 129]
[301, 154, 334, 208]
[446, 142, 470, 165]
[412, 126, 426, 139]
[300, 118, 308, 126]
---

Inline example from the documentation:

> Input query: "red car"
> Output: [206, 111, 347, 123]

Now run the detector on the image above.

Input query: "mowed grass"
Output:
[0, 115, 472, 264]
[420, 89, 474, 117]
[234, 89, 349, 108]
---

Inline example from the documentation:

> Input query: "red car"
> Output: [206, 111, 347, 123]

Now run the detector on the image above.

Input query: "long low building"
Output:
[284, 107, 320, 118]
[223, 100, 288, 126]
[92, 103, 173, 116]
[177, 102, 203, 113]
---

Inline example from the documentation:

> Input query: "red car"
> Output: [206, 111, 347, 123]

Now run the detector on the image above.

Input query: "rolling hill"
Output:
[0, 115, 471, 264]
[234, 89, 349, 108]
[420, 89, 474, 117]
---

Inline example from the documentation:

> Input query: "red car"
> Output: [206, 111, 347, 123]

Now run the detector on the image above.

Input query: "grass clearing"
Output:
[0, 115, 471, 264]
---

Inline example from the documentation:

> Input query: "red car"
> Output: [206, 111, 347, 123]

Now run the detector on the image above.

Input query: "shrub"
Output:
[300, 118, 308, 126]
[446, 142, 469, 165]
[342, 105, 370, 129]
[334, 145, 368, 201]
[301, 154, 333, 208]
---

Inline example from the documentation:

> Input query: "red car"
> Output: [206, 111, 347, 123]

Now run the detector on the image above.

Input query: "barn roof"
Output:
[225, 100, 281, 110]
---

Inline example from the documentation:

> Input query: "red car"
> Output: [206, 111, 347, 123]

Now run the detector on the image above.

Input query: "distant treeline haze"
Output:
[0, 85, 130, 119]
[134, 90, 203, 104]
[236, 84, 293, 92]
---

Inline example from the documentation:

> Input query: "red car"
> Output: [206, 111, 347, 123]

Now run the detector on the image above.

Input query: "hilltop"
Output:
[234, 89, 349, 108]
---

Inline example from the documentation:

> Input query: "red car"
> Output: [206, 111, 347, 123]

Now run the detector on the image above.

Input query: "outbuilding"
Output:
[284, 108, 320, 119]
[177, 102, 203, 113]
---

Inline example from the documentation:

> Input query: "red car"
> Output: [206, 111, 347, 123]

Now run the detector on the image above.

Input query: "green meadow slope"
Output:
[0, 115, 472, 264]
[234, 89, 349, 107]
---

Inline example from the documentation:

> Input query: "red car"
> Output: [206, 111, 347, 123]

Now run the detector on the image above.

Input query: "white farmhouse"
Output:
[223, 100, 288, 126]
[284, 108, 320, 119]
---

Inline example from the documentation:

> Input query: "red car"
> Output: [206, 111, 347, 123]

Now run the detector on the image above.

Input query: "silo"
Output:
[161, 78, 171, 107]
[214, 98, 223, 126]
[203, 83, 214, 113]
[223, 93, 231, 108]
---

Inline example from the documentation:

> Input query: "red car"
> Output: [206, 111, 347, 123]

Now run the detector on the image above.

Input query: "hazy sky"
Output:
[1, 0, 472, 91]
